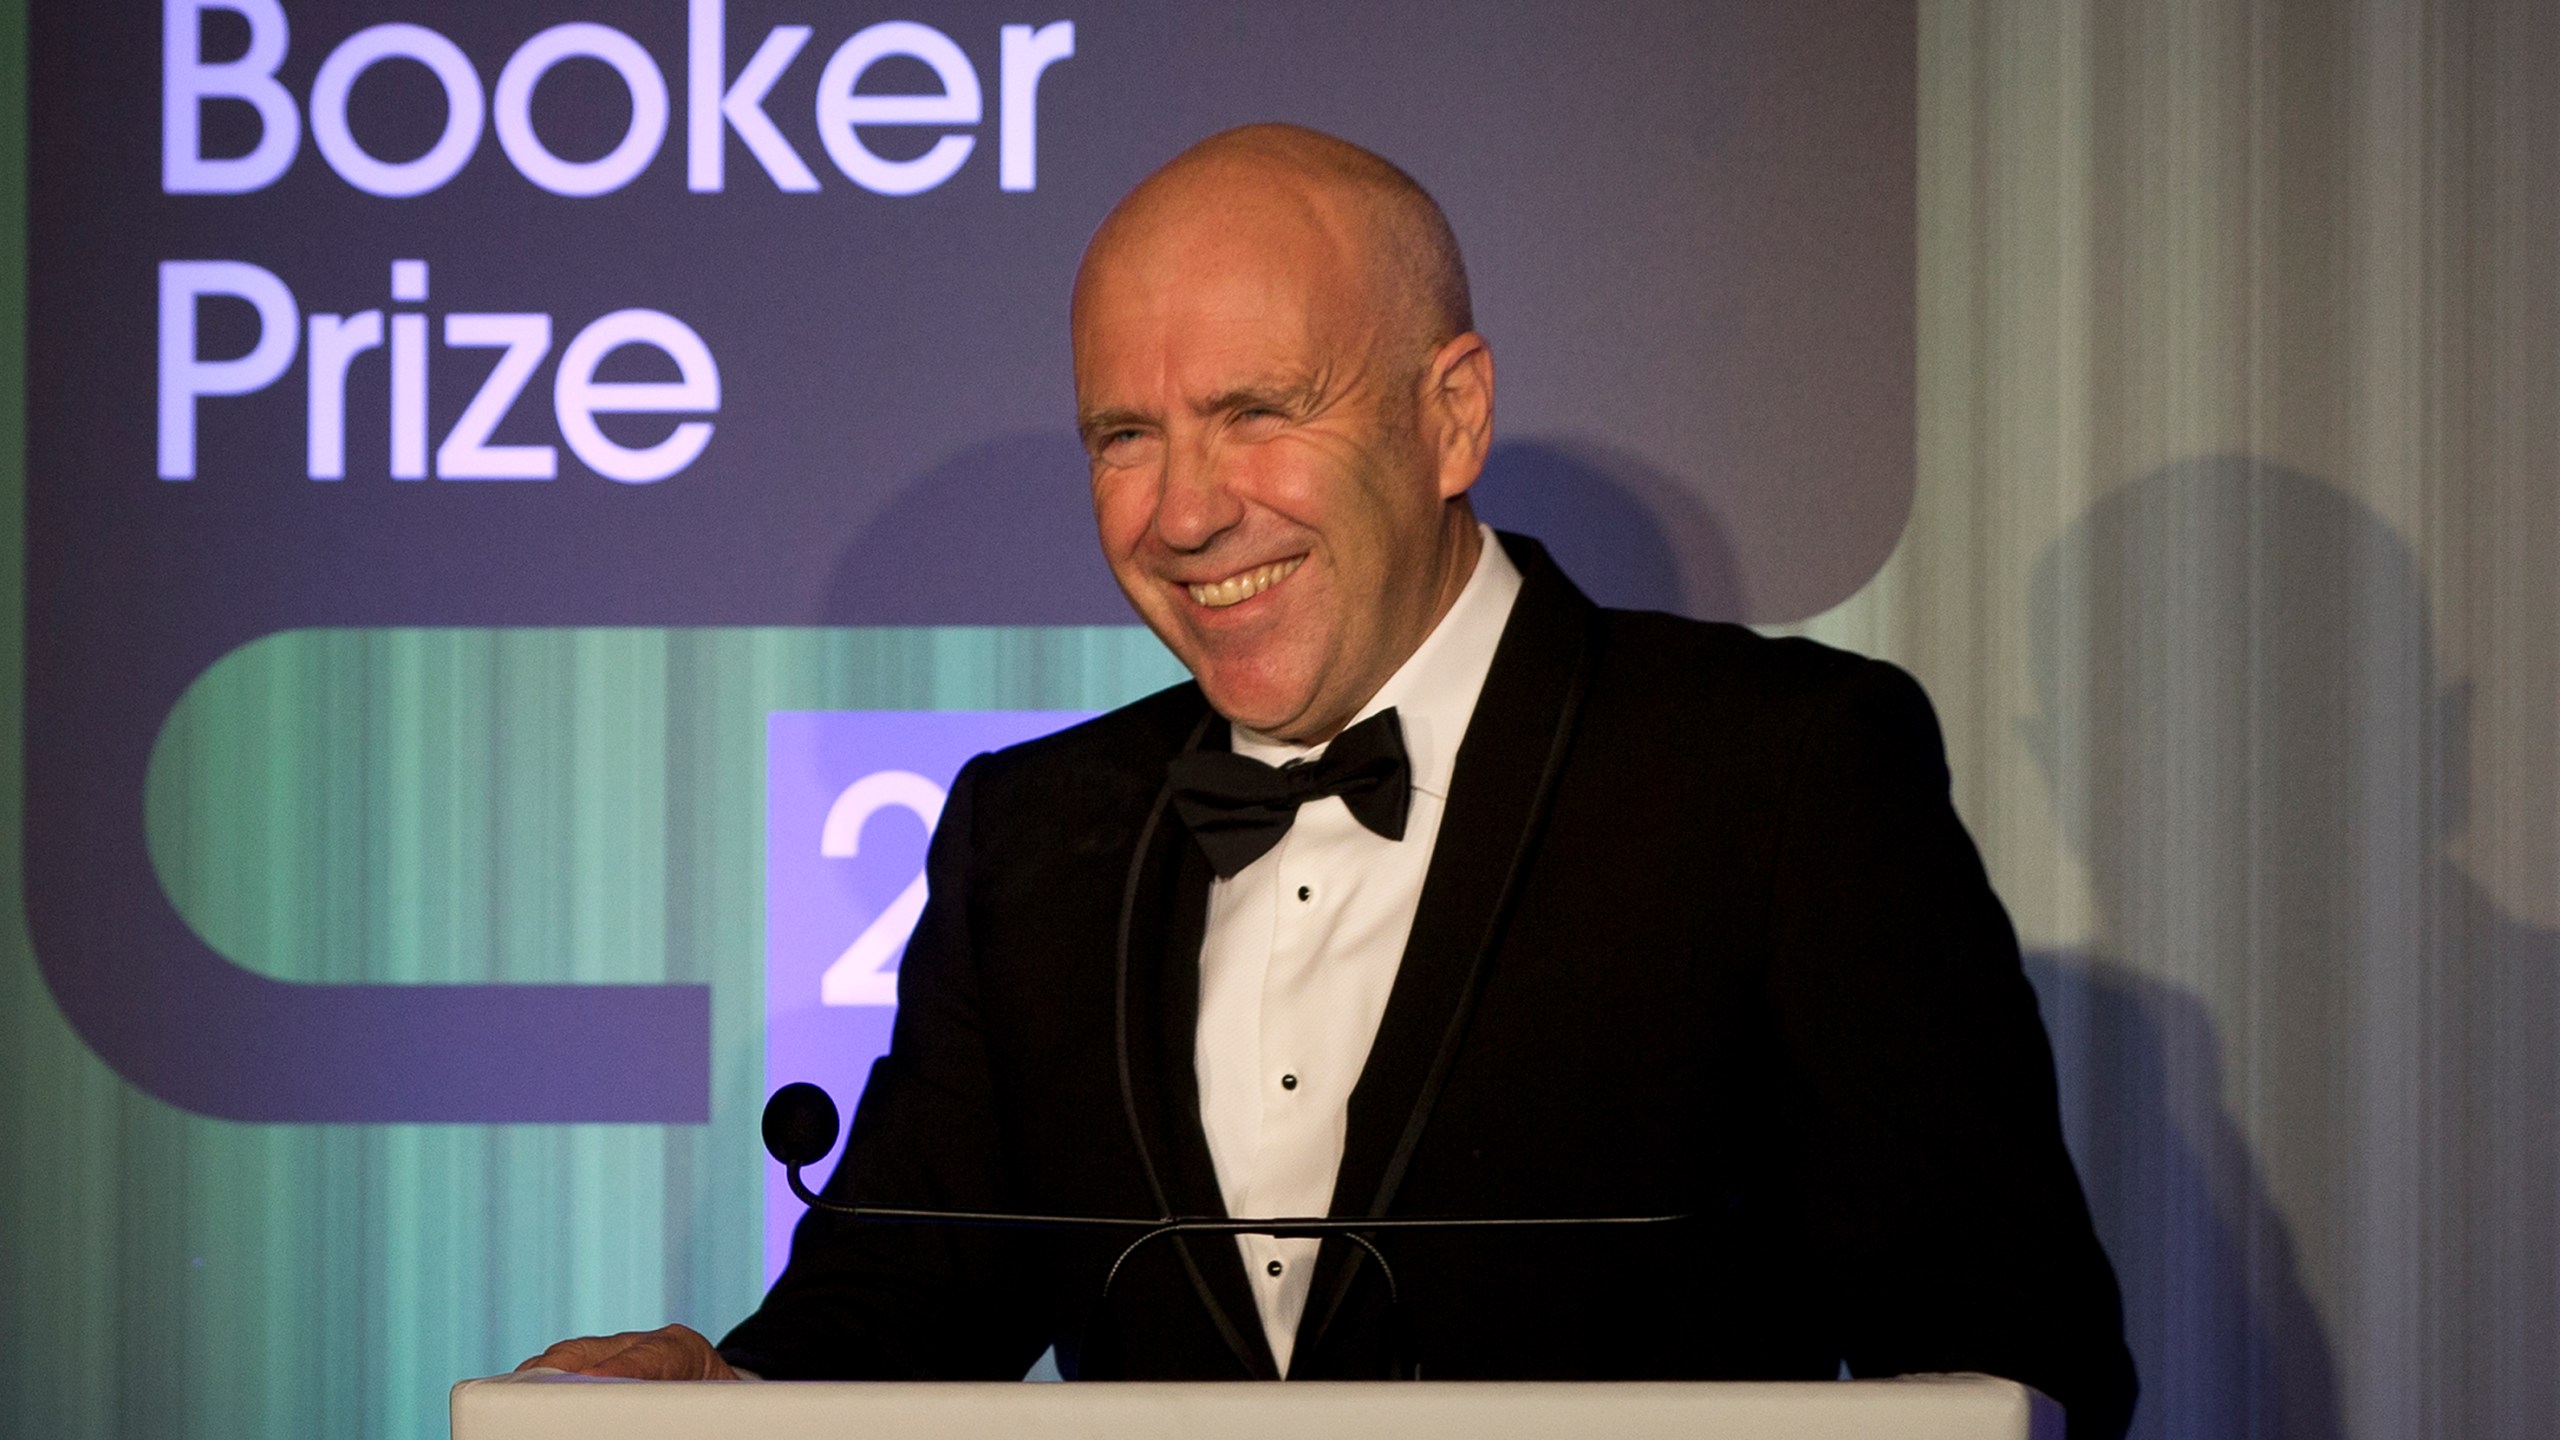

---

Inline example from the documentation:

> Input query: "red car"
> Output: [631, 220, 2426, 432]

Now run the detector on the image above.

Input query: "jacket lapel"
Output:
[1115, 708, 1282, 1378]
[1298, 533, 1598, 1364]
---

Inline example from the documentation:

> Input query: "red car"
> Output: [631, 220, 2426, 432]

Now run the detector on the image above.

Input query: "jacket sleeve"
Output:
[718, 755, 1055, 1379]
[1760, 658, 2137, 1439]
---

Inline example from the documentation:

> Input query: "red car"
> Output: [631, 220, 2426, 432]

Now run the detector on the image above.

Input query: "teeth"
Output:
[1188, 557, 1303, 609]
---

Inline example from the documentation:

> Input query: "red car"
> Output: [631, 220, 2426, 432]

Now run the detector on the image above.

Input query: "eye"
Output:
[1232, 406, 1286, 435]
[1089, 426, 1156, 465]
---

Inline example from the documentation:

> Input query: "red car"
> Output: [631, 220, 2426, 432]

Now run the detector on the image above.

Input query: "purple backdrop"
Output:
[25, 0, 1914, 1121]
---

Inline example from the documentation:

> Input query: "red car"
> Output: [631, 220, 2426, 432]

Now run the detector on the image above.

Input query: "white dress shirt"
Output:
[1192, 525, 1523, 1374]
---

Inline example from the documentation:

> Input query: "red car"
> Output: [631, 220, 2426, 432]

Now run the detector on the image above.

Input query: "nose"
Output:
[1153, 435, 1244, 553]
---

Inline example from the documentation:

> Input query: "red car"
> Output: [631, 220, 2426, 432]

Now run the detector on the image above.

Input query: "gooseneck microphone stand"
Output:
[764, 1081, 1688, 1378]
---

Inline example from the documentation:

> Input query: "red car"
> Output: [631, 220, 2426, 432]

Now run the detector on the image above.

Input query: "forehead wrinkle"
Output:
[1194, 361, 1331, 417]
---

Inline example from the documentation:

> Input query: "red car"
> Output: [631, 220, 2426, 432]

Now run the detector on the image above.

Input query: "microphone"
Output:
[762, 1081, 1689, 1374]
[763, 1081, 840, 1169]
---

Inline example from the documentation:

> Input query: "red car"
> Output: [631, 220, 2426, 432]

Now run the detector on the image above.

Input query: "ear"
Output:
[1422, 331, 1495, 501]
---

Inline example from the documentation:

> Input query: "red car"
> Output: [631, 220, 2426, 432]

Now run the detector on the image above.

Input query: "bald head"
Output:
[1076, 124, 1472, 367]
[1070, 125, 1495, 742]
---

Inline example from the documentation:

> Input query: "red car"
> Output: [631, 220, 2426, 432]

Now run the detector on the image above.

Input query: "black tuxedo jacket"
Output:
[723, 535, 2136, 1438]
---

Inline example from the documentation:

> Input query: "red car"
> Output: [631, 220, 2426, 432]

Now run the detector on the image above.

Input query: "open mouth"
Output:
[1187, 555, 1304, 610]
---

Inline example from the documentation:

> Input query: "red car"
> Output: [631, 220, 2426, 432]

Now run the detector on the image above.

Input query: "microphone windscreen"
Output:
[762, 1082, 841, 1168]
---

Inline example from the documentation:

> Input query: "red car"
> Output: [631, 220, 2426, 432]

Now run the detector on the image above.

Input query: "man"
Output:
[526, 125, 2136, 1436]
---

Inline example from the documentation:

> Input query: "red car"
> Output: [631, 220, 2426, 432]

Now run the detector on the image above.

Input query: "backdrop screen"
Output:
[26, 0, 1911, 1127]
[9, 3, 1913, 1435]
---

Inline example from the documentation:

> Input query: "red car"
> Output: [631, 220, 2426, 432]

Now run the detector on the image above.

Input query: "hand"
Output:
[516, 1323, 741, 1380]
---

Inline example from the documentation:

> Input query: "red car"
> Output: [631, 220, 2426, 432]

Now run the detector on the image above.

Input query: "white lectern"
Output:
[453, 1372, 2061, 1440]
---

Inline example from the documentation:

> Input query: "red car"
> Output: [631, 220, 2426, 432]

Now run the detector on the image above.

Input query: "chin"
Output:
[1169, 617, 1342, 734]
[1199, 687, 1300, 735]
[1191, 665, 1317, 736]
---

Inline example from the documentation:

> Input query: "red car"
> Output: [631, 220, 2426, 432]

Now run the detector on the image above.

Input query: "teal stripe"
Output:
[0, 624, 1176, 1440]
[146, 627, 1181, 987]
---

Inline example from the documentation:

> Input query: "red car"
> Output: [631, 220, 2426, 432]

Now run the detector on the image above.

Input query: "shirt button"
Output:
[1297, 885, 1311, 902]
[1267, 1260, 1285, 1277]
[1280, 1073, 1298, 1090]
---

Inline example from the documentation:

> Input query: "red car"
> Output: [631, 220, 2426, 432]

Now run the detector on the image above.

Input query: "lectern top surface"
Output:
[452, 1372, 2061, 1440]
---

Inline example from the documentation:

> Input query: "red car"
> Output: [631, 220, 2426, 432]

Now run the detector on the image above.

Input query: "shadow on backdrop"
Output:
[823, 433, 1741, 625]
[2023, 457, 2556, 1439]
[1470, 438, 1745, 619]
[2022, 954, 2342, 1440]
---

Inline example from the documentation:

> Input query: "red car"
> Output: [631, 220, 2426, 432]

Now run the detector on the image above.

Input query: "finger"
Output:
[516, 1332, 647, 1374]
[575, 1325, 737, 1381]
[576, 1328, 726, 1381]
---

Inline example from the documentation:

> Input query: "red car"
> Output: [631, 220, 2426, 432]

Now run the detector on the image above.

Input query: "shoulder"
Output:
[949, 680, 1211, 846]
[976, 678, 1208, 778]
[1498, 532, 1934, 749]
[1585, 607, 1942, 762]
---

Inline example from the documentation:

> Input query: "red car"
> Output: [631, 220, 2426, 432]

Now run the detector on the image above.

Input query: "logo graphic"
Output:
[763, 709, 1091, 1281]
[27, 0, 1913, 1123]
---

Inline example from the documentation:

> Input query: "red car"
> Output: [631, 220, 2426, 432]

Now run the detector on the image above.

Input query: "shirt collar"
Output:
[1230, 524, 1523, 800]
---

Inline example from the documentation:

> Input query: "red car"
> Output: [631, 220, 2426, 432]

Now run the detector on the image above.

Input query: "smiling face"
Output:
[1072, 131, 1492, 743]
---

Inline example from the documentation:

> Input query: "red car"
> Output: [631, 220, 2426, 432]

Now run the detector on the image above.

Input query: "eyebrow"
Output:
[1077, 406, 1152, 440]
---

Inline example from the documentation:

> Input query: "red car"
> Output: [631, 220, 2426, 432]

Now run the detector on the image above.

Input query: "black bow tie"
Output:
[1167, 708, 1413, 879]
